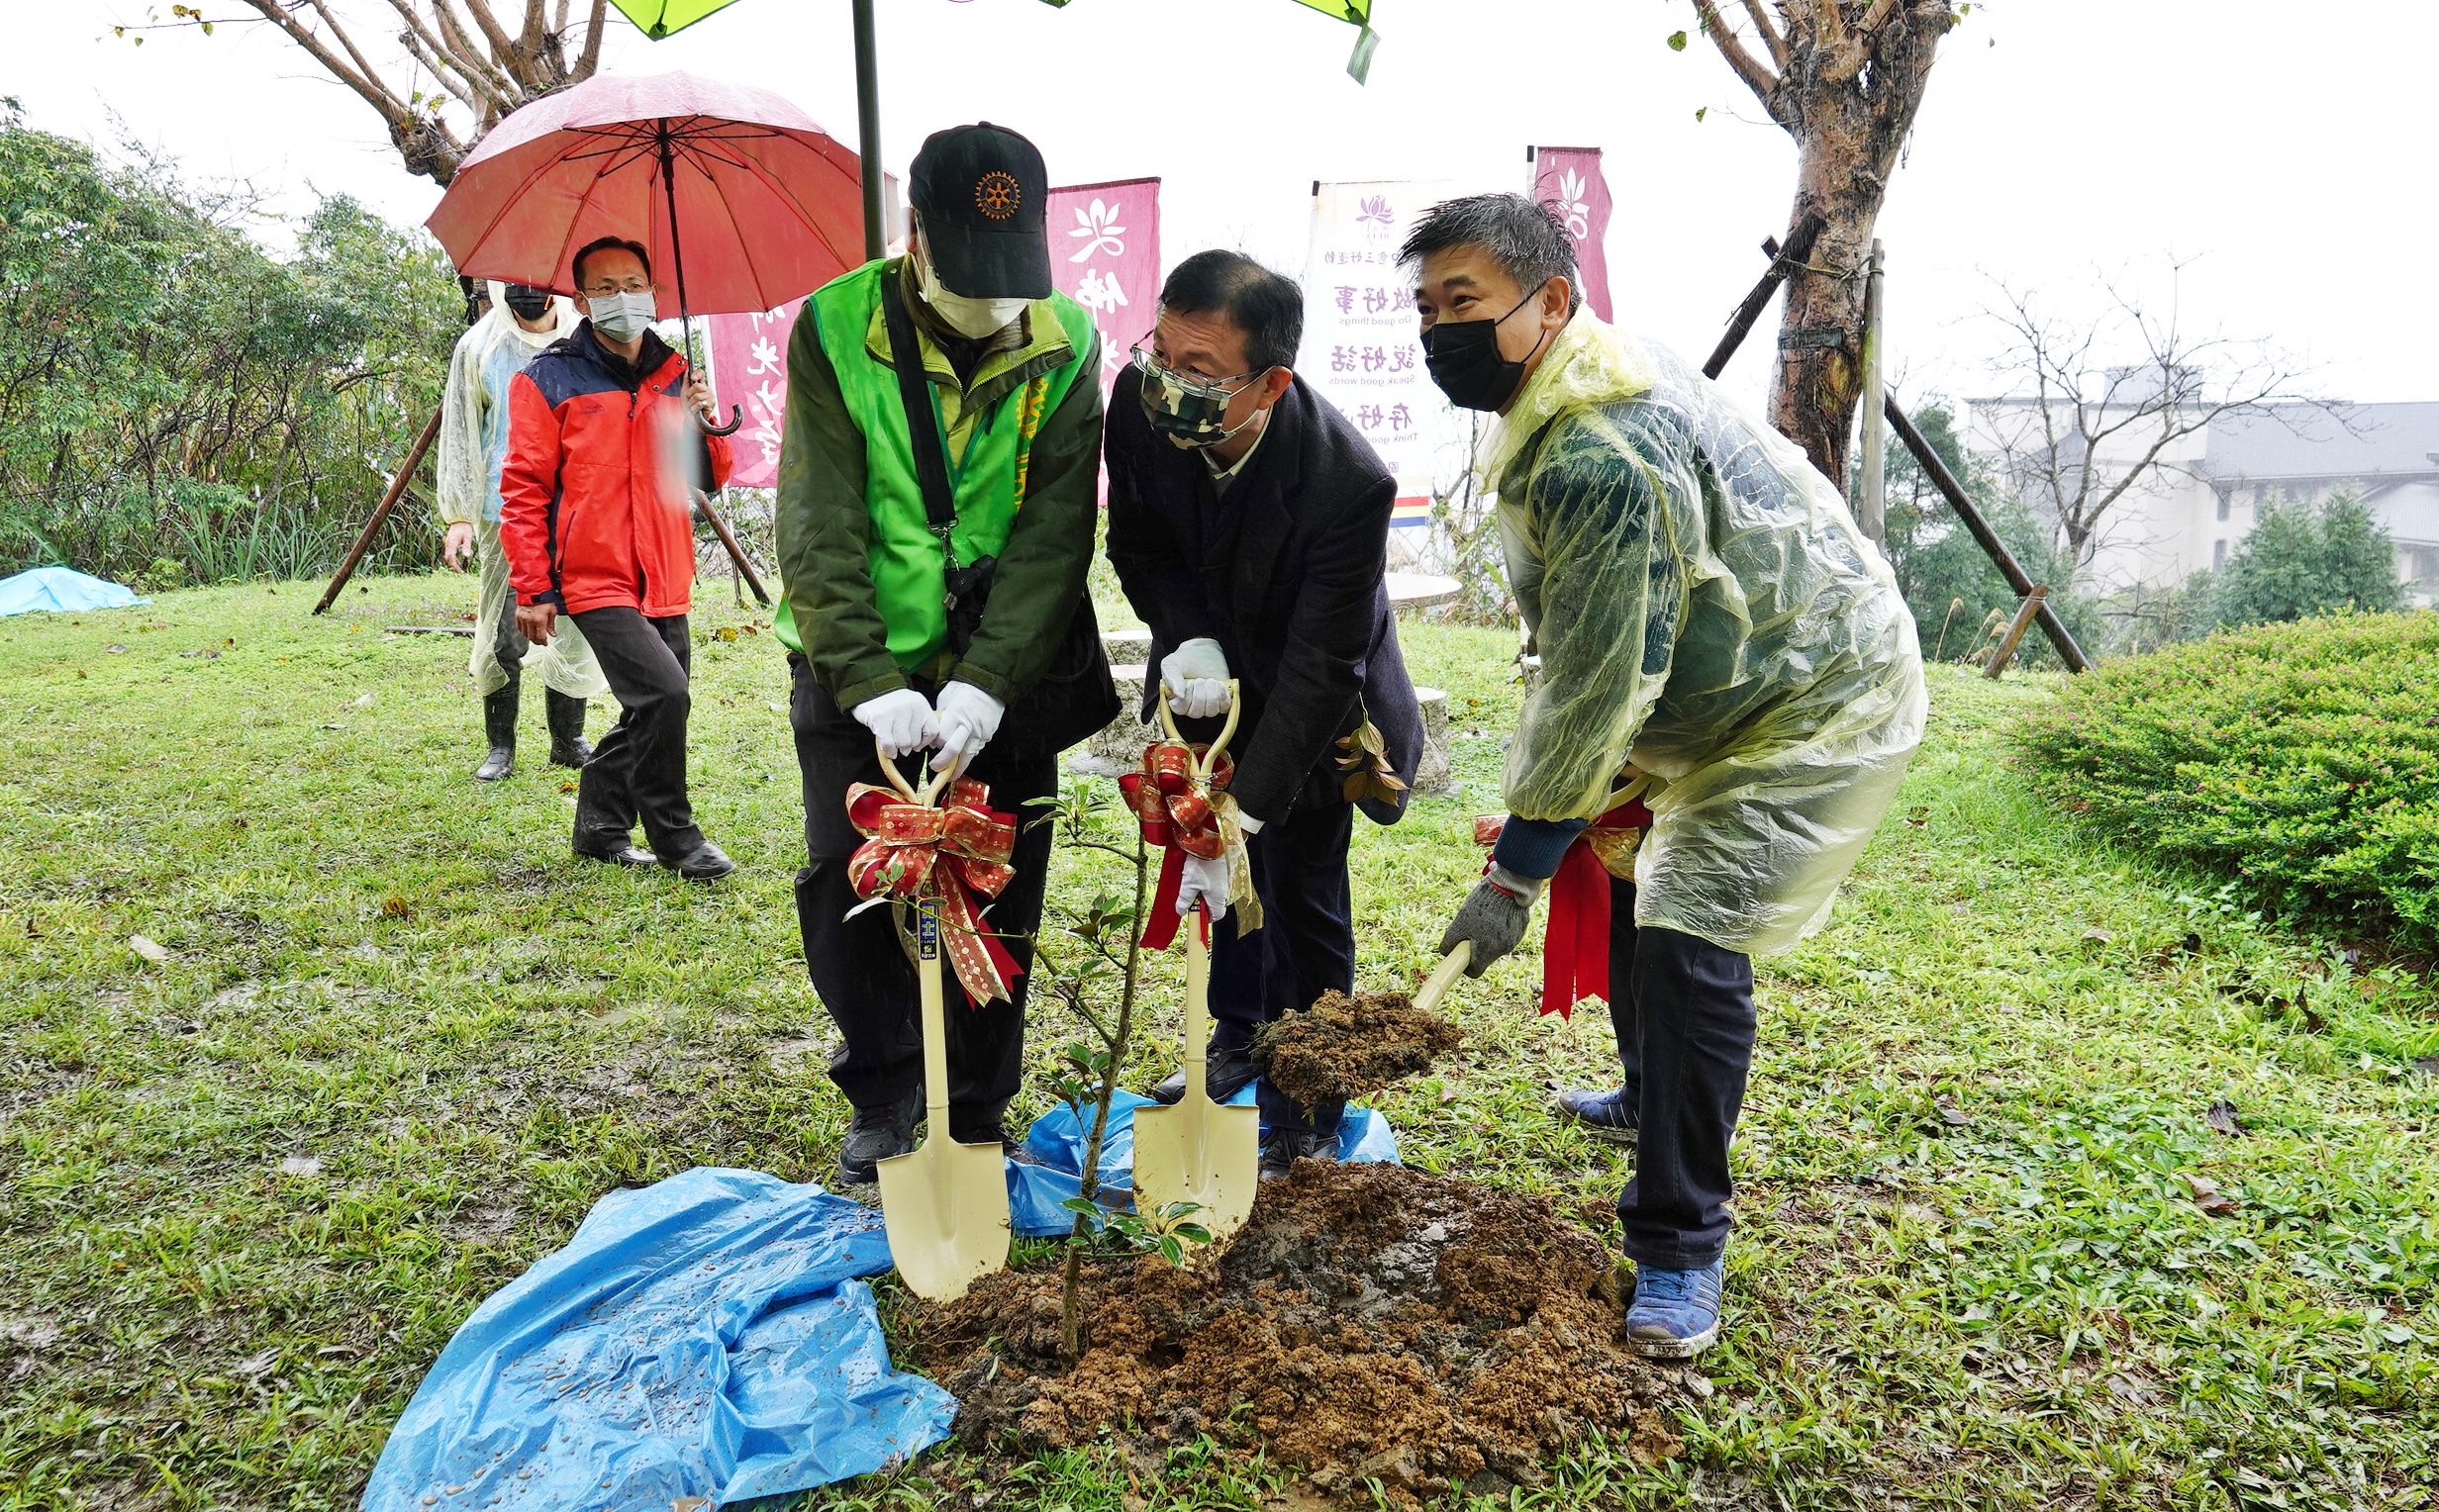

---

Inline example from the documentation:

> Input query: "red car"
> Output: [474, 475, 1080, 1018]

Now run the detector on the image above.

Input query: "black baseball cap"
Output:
[909, 122, 1051, 300]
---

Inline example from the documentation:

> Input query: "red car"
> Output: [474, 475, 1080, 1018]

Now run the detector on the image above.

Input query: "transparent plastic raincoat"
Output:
[436, 283, 607, 700]
[1486, 314, 1926, 956]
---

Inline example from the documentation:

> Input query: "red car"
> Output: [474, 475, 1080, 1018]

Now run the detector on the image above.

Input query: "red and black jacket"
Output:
[500, 323, 733, 618]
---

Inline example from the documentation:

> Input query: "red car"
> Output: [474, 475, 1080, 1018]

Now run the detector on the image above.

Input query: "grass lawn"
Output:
[1, 575, 2432, 1512]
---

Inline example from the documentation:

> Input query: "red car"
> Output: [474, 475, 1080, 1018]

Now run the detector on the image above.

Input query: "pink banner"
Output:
[1045, 177, 1161, 389]
[704, 298, 804, 489]
[1532, 146, 1613, 324]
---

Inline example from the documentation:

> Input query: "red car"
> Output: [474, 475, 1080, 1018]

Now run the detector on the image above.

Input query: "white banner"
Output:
[1300, 180, 1461, 531]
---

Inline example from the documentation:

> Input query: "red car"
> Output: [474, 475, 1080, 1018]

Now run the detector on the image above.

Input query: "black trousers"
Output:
[1208, 796, 1356, 1136]
[569, 608, 703, 858]
[788, 654, 1053, 1140]
[1607, 879, 1757, 1270]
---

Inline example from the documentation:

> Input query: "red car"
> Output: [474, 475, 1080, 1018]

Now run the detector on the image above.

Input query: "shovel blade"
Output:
[876, 1135, 1011, 1302]
[1132, 1096, 1261, 1244]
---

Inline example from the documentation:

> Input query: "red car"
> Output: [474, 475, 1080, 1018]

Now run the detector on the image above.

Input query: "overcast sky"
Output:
[13, 1, 2432, 416]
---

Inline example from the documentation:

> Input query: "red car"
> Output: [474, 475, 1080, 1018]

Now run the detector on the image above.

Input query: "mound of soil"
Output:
[1250, 990, 1464, 1111]
[919, 1162, 1685, 1504]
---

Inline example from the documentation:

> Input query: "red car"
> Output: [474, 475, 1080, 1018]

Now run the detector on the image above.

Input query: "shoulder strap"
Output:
[878, 271, 960, 563]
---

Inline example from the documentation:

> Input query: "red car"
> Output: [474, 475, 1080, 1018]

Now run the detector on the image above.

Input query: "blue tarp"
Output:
[1009, 1085, 1400, 1237]
[361, 1168, 955, 1512]
[0, 566, 146, 614]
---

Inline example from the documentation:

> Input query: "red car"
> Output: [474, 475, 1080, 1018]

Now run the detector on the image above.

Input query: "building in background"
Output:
[1969, 393, 2439, 607]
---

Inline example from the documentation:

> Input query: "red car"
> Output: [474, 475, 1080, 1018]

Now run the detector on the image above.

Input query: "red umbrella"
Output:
[427, 69, 866, 343]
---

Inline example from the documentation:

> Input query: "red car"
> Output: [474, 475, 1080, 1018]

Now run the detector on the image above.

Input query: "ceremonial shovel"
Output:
[1131, 682, 1263, 1246]
[870, 741, 1012, 1302]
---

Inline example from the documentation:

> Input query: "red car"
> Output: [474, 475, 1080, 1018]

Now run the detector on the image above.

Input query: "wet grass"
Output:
[0, 576, 2432, 1511]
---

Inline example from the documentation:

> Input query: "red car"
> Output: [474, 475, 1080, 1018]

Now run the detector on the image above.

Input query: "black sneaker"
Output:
[1554, 1087, 1639, 1146]
[1150, 1046, 1259, 1105]
[835, 1100, 918, 1186]
[951, 1119, 1045, 1168]
[1259, 1127, 1336, 1181]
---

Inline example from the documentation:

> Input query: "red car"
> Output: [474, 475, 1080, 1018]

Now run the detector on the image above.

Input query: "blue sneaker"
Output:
[1625, 1259, 1725, 1359]
[1553, 1087, 1639, 1145]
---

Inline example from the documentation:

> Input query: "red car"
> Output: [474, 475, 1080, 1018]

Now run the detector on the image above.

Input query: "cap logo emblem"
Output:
[974, 171, 1022, 221]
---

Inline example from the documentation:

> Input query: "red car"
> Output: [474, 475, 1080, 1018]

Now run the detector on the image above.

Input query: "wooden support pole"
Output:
[1703, 212, 1826, 381]
[693, 489, 771, 607]
[1983, 585, 2048, 678]
[1884, 396, 2091, 673]
[315, 406, 443, 615]
[1857, 238, 1887, 547]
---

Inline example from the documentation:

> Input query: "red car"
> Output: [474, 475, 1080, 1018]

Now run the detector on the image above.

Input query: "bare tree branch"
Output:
[1691, 0, 1782, 111]
[456, 0, 523, 60]
[576, 0, 610, 81]
[1739, 0, 1790, 72]
[234, 0, 403, 120]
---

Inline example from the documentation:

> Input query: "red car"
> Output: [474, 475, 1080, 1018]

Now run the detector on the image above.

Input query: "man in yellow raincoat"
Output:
[1415, 194, 1926, 1359]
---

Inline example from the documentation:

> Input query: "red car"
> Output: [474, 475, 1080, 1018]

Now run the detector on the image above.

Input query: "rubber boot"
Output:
[545, 690, 593, 769]
[474, 683, 518, 782]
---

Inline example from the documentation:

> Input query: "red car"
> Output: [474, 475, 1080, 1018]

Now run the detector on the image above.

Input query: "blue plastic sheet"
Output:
[0, 566, 146, 614]
[362, 1168, 954, 1512]
[1009, 1085, 1401, 1237]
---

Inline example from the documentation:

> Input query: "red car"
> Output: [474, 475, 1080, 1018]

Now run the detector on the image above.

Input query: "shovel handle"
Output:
[871, 732, 953, 806]
[1183, 901, 1212, 1103]
[1154, 678, 1242, 781]
[1413, 941, 1472, 1016]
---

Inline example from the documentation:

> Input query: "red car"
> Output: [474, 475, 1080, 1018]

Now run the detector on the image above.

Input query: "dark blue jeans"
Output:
[1608, 880, 1756, 1270]
[1208, 797, 1355, 1136]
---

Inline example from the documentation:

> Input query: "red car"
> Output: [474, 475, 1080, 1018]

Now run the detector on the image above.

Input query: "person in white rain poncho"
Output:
[1417, 195, 1926, 1361]
[435, 280, 608, 781]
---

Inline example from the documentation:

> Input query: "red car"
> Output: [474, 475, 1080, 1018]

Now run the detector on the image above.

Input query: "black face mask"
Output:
[1421, 282, 1552, 413]
[502, 284, 552, 322]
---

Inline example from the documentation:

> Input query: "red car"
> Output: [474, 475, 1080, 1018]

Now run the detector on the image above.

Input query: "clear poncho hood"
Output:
[1492, 315, 1927, 955]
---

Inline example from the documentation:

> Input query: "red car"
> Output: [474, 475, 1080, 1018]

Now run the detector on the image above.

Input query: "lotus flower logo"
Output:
[1554, 169, 1591, 240]
[1067, 198, 1126, 263]
[1355, 194, 1395, 227]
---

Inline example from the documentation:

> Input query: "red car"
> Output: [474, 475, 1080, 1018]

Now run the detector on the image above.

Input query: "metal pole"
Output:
[314, 406, 442, 614]
[1703, 213, 1825, 381]
[852, 0, 886, 261]
[1858, 238, 1886, 547]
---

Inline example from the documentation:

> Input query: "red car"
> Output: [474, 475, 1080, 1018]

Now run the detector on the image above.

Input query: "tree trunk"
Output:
[1697, 1, 1953, 490]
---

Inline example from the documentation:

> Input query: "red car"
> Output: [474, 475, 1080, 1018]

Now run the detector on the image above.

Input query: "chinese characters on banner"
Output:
[1529, 146, 1614, 324]
[1044, 177, 1161, 391]
[1301, 180, 1458, 533]
[703, 298, 804, 490]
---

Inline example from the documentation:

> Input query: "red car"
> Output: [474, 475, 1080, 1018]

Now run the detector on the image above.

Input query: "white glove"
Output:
[1175, 850, 1231, 924]
[853, 687, 939, 759]
[930, 680, 1006, 777]
[1234, 811, 1265, 836]
[1161, 637, 1231, 719]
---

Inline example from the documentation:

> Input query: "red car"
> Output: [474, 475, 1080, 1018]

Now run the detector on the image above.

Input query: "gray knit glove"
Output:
[1438, 867, 1544, 978]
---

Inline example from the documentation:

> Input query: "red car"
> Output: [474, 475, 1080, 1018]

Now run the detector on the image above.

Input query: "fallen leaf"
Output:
[2205, 1099, 2245, 1137]
[105, 643, 127, 653]
[2082, 927, 2113, 946]
[350, 693, 375, 708]
[278, 1155, 324, 1178]
[1933, 1092, 1970, 1127]
[128, 935, 168, 963]
[2184, 1173, 2239, 1217]
[234, 1348, 278, 1376]
[1904, 804, 1929, 827]
[381, 896, 413, 919]
[2415, 1057, 2439, 1079]
[2182, 932, 2203, 955]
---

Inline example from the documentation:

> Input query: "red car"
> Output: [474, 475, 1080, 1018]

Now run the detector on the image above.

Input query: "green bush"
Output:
[2015, 613, 2439, 949]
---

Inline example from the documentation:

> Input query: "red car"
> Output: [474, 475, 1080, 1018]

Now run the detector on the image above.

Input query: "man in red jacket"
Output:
[500, 236, 737, 880]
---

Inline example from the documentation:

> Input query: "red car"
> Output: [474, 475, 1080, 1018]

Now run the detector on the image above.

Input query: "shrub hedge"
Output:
[2015, 613, 2439, 950]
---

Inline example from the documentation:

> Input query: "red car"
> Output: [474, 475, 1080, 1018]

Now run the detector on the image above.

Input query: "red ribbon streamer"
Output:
[844, 776, 1024, 1005]
[1473, 797, 1652, 1019]
[1119, 739, 1234, 951]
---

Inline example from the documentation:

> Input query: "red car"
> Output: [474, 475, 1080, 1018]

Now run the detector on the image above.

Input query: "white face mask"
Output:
[587, 290, 657, 344]
[916, 243, 1030, 340]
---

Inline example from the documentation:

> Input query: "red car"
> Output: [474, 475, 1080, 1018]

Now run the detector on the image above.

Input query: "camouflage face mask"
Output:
[1131, 344, 1265, 451]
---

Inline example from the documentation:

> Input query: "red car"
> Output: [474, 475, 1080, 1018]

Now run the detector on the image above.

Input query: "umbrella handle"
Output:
[703, 403, 744, 437]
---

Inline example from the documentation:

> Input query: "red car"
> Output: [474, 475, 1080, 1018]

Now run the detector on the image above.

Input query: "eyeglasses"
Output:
[580, 279, 657, 298]
[1129, 343, 1263, 399]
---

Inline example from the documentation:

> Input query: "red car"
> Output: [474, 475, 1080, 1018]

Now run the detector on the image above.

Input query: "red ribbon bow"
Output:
[844, 776, 1024, 1005]
[1119, 739, 1236, 951]
[1473, 796, 1653, 1019]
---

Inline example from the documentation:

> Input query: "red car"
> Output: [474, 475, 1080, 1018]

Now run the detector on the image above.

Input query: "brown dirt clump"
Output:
[917, 1161, 1685, 1504]
[1249, 990, 1464, 1111]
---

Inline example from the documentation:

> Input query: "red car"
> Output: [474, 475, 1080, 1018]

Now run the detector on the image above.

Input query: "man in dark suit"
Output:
[1105, 249, 1423, 1179]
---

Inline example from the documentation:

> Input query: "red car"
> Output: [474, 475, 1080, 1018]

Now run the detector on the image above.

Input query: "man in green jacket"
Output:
[774, 123, 1112, 1185]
